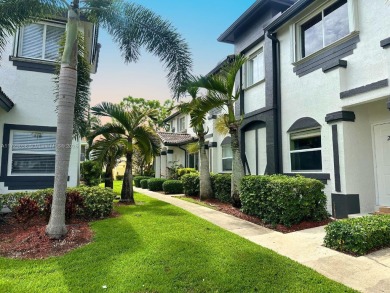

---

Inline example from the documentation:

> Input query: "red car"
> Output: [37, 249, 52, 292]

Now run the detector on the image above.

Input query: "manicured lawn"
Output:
[177, 196, 218, 210]
[0, 182, 355, 292]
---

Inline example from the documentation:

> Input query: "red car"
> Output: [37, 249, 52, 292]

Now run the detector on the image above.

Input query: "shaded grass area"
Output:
[0, 184, 355, 292]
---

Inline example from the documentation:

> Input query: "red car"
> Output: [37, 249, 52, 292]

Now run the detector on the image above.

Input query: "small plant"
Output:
[80, 161, 101, 186]
[324, 215, 390, 256]
[163, 180, 184, 194]
[14, 198, 39, 224]
[147, 178, 167, 191]
[176, 168, 198, 179]
[140, 179, 149, 189]
[181, 173, 200, 196]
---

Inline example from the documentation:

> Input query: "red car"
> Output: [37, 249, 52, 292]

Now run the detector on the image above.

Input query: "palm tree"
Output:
[91, 102, 160, 203]
[89, 133, 125, 189]
[178, 88, 213, 200]
[0, 0, 192, 238]
[184, 55, 247, 207]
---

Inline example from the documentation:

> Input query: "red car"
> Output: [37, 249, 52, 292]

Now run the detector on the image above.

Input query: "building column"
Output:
[160, 151, 167, 178]
[155, 155, 161, 178]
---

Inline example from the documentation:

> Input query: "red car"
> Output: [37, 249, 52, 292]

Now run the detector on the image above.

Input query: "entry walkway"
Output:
[135, 187, 390, 293]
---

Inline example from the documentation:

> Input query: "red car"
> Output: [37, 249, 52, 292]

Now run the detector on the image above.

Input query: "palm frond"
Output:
[88, 122, 127, 141]
[92, 1, 192, 97]
[133, 126, 160, 162]
[91, 102, 134, 131]
[215, 115, 229, 135]
[89, 133, 126, 167]
[186, 142, 199, 154]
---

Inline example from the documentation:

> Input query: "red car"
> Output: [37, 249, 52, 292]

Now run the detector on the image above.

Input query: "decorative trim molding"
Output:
[160, 151, 167, 155]
[167, 150, 174, 154]
[380, 37, 390, 48]
[322, 59, 347, 73]
[332, 125, 341, 192]
[325, 111, 356, 124]
[208, 142, 217, 148]
[287, 117, 321, 132]
[205, 133, 213, 139]
[10, 57, 56, 74]
[331, 193, 360, 219]
[340, 79, 389, 99]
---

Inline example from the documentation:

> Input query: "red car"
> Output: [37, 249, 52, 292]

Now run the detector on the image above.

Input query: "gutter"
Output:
[267, 32, 283, 173]
[178, 146, 187, 167]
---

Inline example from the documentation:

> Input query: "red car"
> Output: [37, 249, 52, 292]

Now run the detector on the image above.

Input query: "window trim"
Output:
[221, 144, 233, 172]
[178, 116, 186, 132]
[8, 129, 56, 176]
[292, 0, 359, 63]
[289, 128, 322, 173]
[244, 47, 265, 89]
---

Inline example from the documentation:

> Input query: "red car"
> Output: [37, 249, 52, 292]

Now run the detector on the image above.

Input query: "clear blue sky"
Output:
[90, 0, 255, 106]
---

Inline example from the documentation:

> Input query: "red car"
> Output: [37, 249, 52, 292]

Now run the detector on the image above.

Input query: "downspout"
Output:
[178, 145, 187, 167]
[267, 31, 283, 173]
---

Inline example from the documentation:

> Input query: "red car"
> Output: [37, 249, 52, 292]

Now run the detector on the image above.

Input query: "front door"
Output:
[374, 123, 390, 206]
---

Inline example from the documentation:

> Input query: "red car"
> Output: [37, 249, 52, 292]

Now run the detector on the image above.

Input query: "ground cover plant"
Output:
[324, 215, 390, 256]
[0, 182, 355, 292]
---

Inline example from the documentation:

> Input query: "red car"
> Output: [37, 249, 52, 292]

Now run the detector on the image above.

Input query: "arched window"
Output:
[221, 137, 232, 172]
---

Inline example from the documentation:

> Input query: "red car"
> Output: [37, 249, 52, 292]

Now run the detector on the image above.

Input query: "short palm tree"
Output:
[91, 102, 160, 203]
[184, 55, 247, 207]
[178, 88, 213, 200]
[0, 0, 191, 238]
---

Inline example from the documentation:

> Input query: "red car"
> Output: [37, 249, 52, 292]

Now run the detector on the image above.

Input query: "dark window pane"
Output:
[12, 154, 55, 174]
[301, 13, 323, 57]
[291, 136, 321, 151]
[324, 0, 349, 46]
[188, 154, 194, 168]
[223, 158, 232, 171]
[291, 151, 322, 171]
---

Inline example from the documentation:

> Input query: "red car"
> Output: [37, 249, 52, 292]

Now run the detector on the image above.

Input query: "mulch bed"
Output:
[0, 214, 93, 259]
[181, 196, 331, 233]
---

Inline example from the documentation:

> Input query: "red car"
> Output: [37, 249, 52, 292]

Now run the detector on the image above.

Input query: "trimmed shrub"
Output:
[15, 198, 39, 223]
[134, 176, 152, 187]
[240, 175, 328, 227]
[181, 173, 200, 196]
[324, 215, 390, 256]
[80, 161, 101, 186]
[211, 174, 232, 203]
[163, 180, 184, 194]
[44, 191, 84, 220]
[116, 175, 124, 180]
[147, 178, 167, 191]
[140, 179, 149, 189]
[176, 168, 198, 179]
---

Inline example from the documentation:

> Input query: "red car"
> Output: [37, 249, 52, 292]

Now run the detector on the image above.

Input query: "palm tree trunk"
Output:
[121, 149, 135, 204]
[105, 164, 114, 189]
[46, 5, 79, 239]
[230, 127, 245, 208]
[199, 134, 213, 200]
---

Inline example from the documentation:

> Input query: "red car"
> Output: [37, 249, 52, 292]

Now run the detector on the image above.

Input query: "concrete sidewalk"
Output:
[135, 187, 390, 293]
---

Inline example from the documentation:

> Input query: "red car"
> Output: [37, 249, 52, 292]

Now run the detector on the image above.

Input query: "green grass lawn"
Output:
[0, 182, 355, 292]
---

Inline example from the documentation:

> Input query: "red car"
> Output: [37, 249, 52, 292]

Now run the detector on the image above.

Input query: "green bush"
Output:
[140, 179, 149, 189]
[134, 176, 152, 187]
[0, 186, 116, 220]
[116, 175, 124, 180]
[176, 168, 198, 179]
[324, 215, 390, 256]
[181, 173, 200, 196]
[147, 178, 167, 191]
[163, 180, 184, 194]
[240, 175, 328, 227]
[211, 174, 232, 203]
[80, 161, 101, 186]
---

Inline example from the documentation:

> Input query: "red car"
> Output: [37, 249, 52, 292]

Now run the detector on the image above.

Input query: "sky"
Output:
[90, 0, 255, 107]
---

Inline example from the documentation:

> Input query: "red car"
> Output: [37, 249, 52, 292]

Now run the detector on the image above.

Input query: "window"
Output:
[18, 23, 65, 61]
[222, 145, 233, 172]
[246, 48, 264, 87]
[179, 116, 186, 132]
[300, 0, 349, 58]
[10, 130, 56, 175]
[290, 129, 322, 171]
[188, 153, 199, 170]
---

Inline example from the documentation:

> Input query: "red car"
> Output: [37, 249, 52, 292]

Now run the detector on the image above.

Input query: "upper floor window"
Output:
[290, 129, 322, 172]
[179, 116, 186, 132]
[17, 23, 65, 61]
[246, 48, 264, 88]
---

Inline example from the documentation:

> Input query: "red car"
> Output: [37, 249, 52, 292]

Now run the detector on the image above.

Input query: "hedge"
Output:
[211, 174, 232, 203]
[140, 179, 149, 189]
[176, 168, 198, 179]
[240, 175, 328, 227]
[147, 178, 167, 191]
[163, 180, 184, 194]
[0, 186, 116, 220]
[181, 173, 200, 196]
[134, 176, 152, 187]
[324, 215, 390, 256]
[80, 161, 101, 186]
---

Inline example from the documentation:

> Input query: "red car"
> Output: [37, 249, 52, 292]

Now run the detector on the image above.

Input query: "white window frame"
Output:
[245, 48, 265, 88]
[16, 21, 65, 62]
[221, 144, 233, 172]
[179, 116, 186, 132]
[289, 129, 322, 172]
[8, 130, 56, 176]
[291, 0, 359, 63]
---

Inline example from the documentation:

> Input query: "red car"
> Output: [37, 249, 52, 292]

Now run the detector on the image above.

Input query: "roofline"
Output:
[206, 55, 235, 76]
[218, 0, 295, 43]
[162, 111, 181, 123]
[0, 87, 14, 112]
[264, 0, 314, 33]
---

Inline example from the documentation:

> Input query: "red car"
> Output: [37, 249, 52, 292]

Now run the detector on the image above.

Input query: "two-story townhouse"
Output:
[218, 0, 295, 176]
[0, 17, 99, 192]
[265, 0, 390, 217]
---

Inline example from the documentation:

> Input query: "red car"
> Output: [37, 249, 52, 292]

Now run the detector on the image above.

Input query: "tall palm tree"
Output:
[178, 88, 213, 200]
[91, 102, 160, 203]
[0, 0, 192, 238]
[185, 55, 246, 207]
[89, 133, 125, 189]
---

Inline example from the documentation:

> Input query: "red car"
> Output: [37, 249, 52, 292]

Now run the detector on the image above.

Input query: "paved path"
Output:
[135, 187, 390, 293]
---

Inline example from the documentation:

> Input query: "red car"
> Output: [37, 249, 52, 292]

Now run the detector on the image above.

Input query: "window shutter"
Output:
[20, 24, 44, 59]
